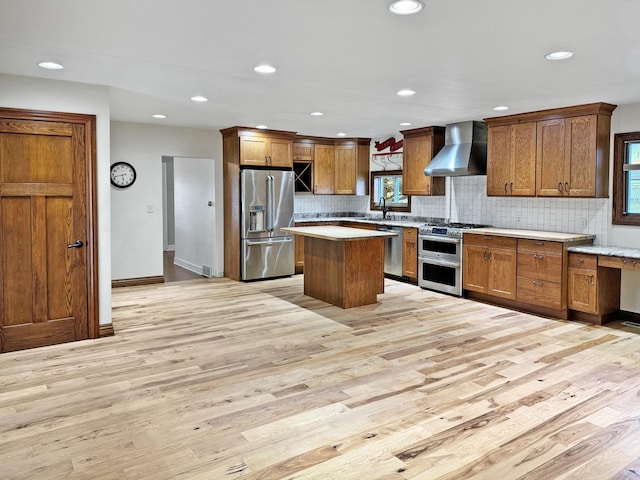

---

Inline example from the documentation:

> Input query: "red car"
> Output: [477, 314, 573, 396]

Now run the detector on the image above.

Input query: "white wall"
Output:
[110, 122, 222, 280]
[173, 157, 217, 277]
[0, 73, 112, 325]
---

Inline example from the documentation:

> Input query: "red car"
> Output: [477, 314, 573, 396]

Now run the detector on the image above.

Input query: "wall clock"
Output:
[110, 161, 137, 188]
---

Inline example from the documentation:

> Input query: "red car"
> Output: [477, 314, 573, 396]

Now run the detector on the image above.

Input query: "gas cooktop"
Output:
[419, 222, 490, 238]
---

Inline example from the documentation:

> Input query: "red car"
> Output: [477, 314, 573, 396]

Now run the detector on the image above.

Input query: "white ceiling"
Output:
[1, 0, 639, 139]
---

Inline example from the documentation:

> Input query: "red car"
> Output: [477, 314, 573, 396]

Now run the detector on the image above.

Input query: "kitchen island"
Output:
[281, 226, 397, 308]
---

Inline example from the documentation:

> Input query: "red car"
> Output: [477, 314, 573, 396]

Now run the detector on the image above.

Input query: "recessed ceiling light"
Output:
[545, 51, 574, 60]
[337, 132, 347, 137]
[151, 114, 167, 119]
[38, 61, 64, 70]
[397, 89, 416, 96]
[400, 122, 412, 126]
[190, 95, 209, 102]
[389, 0, 424, 15]
[310, 111, 324, 116]
[256, 125, 268, 129]
[493, 106, 509, 111]
[254, 64, 276, 74]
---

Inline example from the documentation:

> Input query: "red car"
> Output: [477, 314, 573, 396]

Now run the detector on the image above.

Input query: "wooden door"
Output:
[487, 125, 511, 195]
[334, 145, 356, 194]
[402, 228, 417, 281]
[488, 247, 517, 299]
[536, 119, 565, 196]
[402, 133, 432, 195]
[239, 136, 268, 166]
[268, 138, 293, 168]
[567, 267, 597, 313]
[313, 144, 335, 194]
[0, 109, 98, 352]
[511, 122, 537, 196]
[462, 245, 488, 293]
[565, 115, 597, 196]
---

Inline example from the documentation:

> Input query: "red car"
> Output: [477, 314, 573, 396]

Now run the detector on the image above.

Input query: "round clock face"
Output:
[110, 162, 136, 188]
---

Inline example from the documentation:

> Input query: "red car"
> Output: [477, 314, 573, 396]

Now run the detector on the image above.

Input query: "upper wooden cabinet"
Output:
[221, 127, 296, 170]
[487, 122, 537, 196]
[293, 142, 314, 161]
[400, 126, 445, 196]
[485, 102, 616, 198]
[308, 138, 370, 195]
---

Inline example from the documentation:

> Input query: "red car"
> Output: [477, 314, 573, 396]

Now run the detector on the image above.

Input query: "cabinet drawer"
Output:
[568, 253, 598, 269]
[517, 277, 562, 310]
[403, 227, 417, 239]
[464, 233, 517, 249]
[518, 239, 563, 256]
[598, 256, 640, 271]
[517, 252, 563, 282]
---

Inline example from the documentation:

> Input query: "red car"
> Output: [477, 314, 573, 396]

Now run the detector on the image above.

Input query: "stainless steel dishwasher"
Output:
[377, 225, 403, 277]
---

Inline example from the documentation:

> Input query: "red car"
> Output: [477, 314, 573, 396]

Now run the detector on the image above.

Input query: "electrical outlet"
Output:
[146, 204, 154, 213]
[580, 218, 587, 229]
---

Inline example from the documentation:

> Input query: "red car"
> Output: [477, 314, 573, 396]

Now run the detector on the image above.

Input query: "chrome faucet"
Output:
[380, 196, 390, 219]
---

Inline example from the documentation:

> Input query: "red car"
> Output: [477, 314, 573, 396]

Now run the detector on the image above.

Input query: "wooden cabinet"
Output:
[485, 102, 616, 198]
[463, 234, 517, 300]
[293, 142, 314, 161]
[402, 227, 418, 283]
[568, 253, 620, 322]
[314, 144, 335, 194]
[312, 139, 370, 195]
[293, 221, 341, 273]
[400, 126, 445, 196]
[487, 122, 536, 196]
[516, 239, 564, 310]
[239, 135, 293, 168]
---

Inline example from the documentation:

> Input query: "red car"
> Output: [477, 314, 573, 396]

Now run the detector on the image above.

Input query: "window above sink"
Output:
[370, 169, 411, 213]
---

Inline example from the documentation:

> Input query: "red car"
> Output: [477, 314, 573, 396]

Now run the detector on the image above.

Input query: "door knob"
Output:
[67, 240, 84, 249]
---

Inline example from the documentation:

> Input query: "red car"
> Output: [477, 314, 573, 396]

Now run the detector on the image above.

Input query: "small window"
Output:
[613, 132, 640, 225]
[370, 170, 411, 213]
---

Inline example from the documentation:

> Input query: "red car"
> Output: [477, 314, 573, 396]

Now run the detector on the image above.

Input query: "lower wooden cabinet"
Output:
[402, 228, 418, 283]
[516, 239, 563, 309]
[463, 234, 517, 300]
[293, 221, 340, 273]
[568, 253, 620, 321]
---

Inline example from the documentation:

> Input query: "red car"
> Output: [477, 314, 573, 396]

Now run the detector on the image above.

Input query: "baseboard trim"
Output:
[99, 324, 114, 337]
[619, 310, 640, 323]
[111, 276, 164, 288]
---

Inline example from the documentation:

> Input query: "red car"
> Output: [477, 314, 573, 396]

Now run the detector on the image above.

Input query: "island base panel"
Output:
[304, 237, 384, 308]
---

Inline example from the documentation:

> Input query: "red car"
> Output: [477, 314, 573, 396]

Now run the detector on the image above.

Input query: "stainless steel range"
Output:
[418, 222, 488, 296]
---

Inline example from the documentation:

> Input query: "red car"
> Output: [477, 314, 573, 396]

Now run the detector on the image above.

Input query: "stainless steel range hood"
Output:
[424, 121, 487, 176]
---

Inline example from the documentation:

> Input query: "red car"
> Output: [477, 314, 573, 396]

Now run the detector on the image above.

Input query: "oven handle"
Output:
[419, 235, 461, 245]
[419, 257, 461, 268]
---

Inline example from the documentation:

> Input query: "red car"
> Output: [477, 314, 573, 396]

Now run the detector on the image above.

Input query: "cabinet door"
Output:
[402, 228, 417, 280]
[269, 138, 293, 168]
[536, 119, 565, 196]
[314, 144, 335, 194]
[487, 125, 511, 196]
[488, 247, 517, 299]
[462, 245, 488, 293]
[293, 143, 314, 161]
[240, 136, 269, 166]
[334, 145, 356, 194]
[403, 134, 432, 195]
[567, 267, 597, 313]
[511, 122, 537, 196]
[565, 115, 597, 196]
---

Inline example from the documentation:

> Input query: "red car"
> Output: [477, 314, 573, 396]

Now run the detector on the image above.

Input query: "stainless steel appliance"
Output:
[424, 121, 488, 177]
[377, 225, 403, 277]
[241, 169, 294, 280]
[418, 222, 488, 295]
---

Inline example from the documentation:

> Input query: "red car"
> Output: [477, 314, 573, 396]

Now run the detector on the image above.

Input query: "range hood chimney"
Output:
[424, 121, 487, 176]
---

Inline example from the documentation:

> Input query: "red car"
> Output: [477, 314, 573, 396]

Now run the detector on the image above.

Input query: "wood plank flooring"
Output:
[2, 276, 640, 479]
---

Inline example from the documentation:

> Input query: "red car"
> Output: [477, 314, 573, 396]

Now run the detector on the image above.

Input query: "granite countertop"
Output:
[464, 227, 595, 243]
[293, 213, 430, 229]
[567, 245, 640, 259]
[282, 225, 398, 241]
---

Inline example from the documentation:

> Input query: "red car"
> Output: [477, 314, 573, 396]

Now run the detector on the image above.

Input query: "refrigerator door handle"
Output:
[266, 175, 275, 232]
[245, 237, 294, 246]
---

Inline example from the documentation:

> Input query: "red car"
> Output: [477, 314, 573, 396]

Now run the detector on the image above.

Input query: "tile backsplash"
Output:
[294, 176, 609, 245]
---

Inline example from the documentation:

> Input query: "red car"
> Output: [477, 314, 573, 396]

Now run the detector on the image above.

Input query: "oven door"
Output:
[418, 257, 462, 296]
[418, 235, 461, 263]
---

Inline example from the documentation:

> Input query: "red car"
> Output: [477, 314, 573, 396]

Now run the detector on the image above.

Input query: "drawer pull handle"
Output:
[504, 183, 508, 193]
[590, 275, 594, 286]
[578, 258, 585, 263]
[483, 236, 493, 240]
[623, 258, 637, 265]
[558, 182, 563, 192]
[535, 241, 544, 246]
[532, 280, 543, 286]
[565, 182, 569, 192]
[533, 254, 544, 259]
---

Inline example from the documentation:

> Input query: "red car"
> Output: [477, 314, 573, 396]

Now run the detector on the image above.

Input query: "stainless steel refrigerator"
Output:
[241, 168, 295, 280]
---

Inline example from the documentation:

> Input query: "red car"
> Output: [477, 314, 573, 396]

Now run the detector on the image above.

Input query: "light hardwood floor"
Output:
[2, 276, 640, 479]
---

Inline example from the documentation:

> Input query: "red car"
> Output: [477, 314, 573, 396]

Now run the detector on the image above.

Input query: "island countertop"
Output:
[464, 227, 595, 243]
[281, 225, 397, 241]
